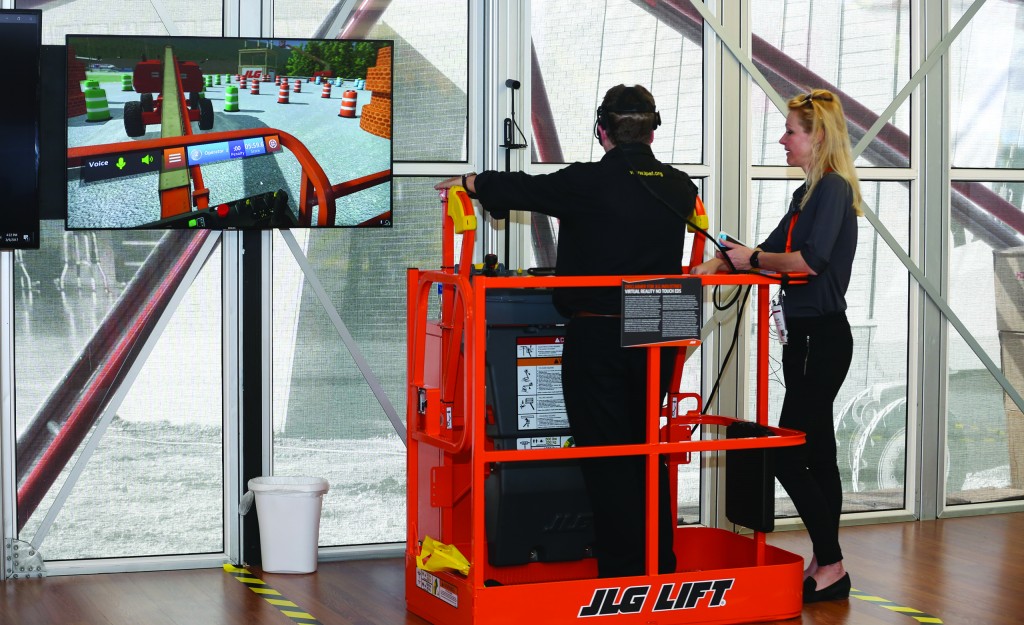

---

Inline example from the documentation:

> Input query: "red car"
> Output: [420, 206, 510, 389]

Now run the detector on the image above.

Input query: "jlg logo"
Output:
[578, 586, 649, 617]
[578, 579, 735, 617]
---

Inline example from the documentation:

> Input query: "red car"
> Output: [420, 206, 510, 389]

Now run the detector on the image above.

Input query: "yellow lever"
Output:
[446, 186, 477, 234]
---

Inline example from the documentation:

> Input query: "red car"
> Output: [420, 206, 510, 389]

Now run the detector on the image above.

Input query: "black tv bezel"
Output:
[63, 33, 394, 231]
[0, 8, 42, 250]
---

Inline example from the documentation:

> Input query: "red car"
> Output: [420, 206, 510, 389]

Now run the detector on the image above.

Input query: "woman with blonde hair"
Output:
[693, 88, 860, 603]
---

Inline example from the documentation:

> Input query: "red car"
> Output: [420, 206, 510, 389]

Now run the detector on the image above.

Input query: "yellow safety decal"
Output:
[224, 564, 322, 624]
[851, 587, 943, 623]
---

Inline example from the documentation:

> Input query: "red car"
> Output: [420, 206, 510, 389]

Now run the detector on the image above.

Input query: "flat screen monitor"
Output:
[0, 9, 42, 249]
[64, 35, 393, 230]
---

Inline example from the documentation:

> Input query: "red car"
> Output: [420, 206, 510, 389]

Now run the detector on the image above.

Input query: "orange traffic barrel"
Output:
[321, 82, 332, 98]
[293, 79, 301, 93]
[250, 80, 260, 95]
[240, 76, 247, 89]
[339, 90, 357, 118]
[278, 83, 289, 104]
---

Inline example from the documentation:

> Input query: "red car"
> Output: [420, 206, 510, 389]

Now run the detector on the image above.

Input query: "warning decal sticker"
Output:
[416, 568, 459, 608]
[516, 336, 569, 431]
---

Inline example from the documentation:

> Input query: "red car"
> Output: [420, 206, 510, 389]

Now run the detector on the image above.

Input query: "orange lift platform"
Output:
[405, 187, 808, 625]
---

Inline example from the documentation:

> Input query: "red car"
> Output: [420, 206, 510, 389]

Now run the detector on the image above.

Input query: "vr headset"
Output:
[594, 86, 662, 140]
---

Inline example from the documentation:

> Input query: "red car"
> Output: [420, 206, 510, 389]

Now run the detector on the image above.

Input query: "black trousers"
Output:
[775, 312, 853, 566]
[561, 316, 677, 578]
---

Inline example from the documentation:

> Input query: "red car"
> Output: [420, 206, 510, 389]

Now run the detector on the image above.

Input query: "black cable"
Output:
[612, 149, 803, 416]
[765, 287, 786, 387]
[612, 146, 753, 415]
[615, 155, 805, 415]
[612, 146, 739, 273]
[767, 351, 785, 388]
[702, 284, 752, 413]
[510, 115, 528, 147]
[712, 283, 742, 311]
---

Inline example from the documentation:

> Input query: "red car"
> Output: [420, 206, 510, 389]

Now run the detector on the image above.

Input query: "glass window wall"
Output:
[945, 180, 1024, 503]
[15, 225, 224, 559]
[751, 0, 911, 168]
[275, 0, 469, 162]
[530, 0, 702, 165]
[271, 177, 442, 547]
[10, 0, 226, 563]
[23, 0, 222, 44]
[949, 0, 1024, 504]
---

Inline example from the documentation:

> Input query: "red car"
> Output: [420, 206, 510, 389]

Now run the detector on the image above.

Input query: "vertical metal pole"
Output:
[1, 252, 14, 581]
[917, 0, 949, 520]
[223, 231, 241, 566]
[239, 230, 266, 565]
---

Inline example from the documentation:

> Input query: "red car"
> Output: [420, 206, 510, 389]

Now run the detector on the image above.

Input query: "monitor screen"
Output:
[0, 9, 42, 248]
[65, 35, 393, 230]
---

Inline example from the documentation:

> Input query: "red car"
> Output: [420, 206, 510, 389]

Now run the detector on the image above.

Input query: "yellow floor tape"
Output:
[851, 587, 944, 623]
[225, 562, 944, 624]
[224, 564, 321, 624]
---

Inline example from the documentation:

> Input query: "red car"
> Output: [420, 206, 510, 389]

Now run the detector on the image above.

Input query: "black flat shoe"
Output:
[803, 572, 851, 603]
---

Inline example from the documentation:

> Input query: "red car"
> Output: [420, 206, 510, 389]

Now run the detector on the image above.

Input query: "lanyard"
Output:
[784, 212, 800, 253]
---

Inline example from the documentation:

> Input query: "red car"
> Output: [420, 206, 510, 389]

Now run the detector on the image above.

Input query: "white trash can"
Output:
[248, 476, 330, 573]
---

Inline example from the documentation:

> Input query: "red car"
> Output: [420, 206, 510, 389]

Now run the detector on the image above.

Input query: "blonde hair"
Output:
[787, 89, 863, 216]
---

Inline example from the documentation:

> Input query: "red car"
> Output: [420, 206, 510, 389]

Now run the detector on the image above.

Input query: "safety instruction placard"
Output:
[416, 568, 459, 608]
[516, 336, 569, 431]
[621, 278, 703, 347]
[515, 435, 575, 450]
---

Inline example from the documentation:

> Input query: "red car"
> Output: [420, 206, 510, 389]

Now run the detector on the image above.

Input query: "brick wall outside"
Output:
[360, 46, 393, 139]
[66, 46, 87, 118]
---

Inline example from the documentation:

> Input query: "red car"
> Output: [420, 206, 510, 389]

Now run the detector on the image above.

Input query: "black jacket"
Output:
[758, 173, 857, 318]
[474, 143, 698, 316]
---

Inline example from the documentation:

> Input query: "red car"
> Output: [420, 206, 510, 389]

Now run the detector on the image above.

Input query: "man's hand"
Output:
[434, 173, 477, 194]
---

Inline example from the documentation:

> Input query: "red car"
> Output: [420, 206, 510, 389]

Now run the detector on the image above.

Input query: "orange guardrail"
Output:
[405, 191, 808, 625]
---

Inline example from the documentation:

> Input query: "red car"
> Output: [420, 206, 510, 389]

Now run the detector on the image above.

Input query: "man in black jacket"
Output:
[435, 84, 698, 578]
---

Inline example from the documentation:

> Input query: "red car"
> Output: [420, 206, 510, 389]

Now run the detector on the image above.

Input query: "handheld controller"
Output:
[717, 231, 745, 247]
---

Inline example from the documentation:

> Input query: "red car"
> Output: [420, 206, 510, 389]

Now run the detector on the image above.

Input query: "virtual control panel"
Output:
[138, 189, 298, 230]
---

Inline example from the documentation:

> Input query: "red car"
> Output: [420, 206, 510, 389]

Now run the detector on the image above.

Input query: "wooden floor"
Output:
[2, 512, 1021, 624]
